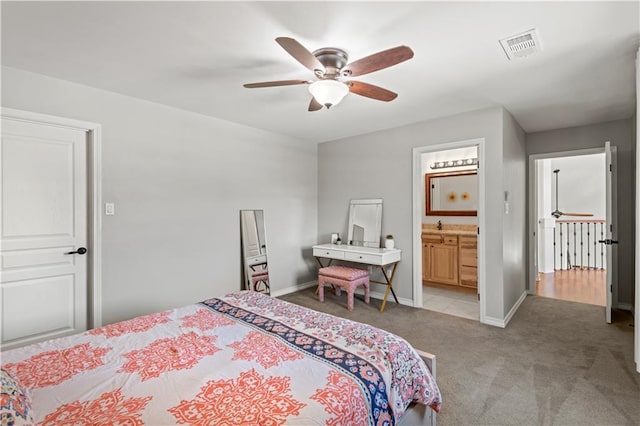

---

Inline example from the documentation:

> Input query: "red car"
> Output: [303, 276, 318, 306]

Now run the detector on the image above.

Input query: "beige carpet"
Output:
[279, 288, 639, 425]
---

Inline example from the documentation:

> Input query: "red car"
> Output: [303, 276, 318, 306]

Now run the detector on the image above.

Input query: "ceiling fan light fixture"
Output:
[308, 80, 349, 109]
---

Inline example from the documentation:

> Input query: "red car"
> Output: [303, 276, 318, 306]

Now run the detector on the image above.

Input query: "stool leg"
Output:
[335, 284, 341, 296]
[364, 279, 370, 304]
[347, 286, 355, 311]
[318, 278, 325, 302]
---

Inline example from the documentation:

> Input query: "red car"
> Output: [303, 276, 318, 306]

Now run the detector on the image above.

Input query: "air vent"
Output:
[499, 29, 542, 60]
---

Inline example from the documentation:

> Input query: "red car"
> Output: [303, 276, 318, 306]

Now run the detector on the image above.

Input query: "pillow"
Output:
[1, 368, 35, 425]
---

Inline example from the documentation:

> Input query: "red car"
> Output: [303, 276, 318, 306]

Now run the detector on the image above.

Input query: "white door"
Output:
[603, 141, 617, 323]
[1, 117, 89, 349]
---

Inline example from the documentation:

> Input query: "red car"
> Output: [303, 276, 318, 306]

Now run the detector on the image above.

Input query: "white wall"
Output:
[318, 106, 512, 322]
[502, 109, 527, 318]
[1, 67, 318, 325]
[527, 118, 635, 308]
[421, 146, 478, 225]
[549, 155, 606, 220]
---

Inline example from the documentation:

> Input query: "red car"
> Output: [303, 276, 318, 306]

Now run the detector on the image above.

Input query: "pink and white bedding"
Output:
[1, 291, 441, 425]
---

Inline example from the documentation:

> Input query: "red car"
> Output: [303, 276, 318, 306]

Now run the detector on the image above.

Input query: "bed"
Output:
[1, 291, 441, 425]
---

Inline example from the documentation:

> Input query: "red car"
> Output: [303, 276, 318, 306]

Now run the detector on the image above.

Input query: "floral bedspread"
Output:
[1, 291, 440, 425]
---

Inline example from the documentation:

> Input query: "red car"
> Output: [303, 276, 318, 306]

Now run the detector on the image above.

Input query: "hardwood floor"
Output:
[536, 269, 606, 306]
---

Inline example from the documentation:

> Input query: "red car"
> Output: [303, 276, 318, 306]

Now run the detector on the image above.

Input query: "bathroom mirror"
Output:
[426, 170, 477, 216]
[240, 210, 269, 294]
[347, 199, 383, 247]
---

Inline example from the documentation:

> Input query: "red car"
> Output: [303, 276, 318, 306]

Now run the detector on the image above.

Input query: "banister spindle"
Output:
[600, 222, 604, 270]
[587, 223, 591, 269]
[559, 223, 564, 270]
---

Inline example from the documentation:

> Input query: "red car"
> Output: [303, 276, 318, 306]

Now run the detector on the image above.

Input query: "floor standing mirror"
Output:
[240, 210, 269, 294]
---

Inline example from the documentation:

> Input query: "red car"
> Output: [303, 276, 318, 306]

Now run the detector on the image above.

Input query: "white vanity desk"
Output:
[312, 243, 401, 312]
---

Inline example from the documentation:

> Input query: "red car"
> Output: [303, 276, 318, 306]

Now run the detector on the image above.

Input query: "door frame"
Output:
[2, 107, 103, 328]
[527, 146, 617, 308]
[412, 137, 487, 322]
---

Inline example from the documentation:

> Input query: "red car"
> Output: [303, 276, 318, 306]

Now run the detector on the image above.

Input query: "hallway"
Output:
[536, 269, 605, 306]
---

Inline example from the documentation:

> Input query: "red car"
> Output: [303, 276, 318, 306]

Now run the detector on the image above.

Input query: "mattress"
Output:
[1, 291, 441, 425]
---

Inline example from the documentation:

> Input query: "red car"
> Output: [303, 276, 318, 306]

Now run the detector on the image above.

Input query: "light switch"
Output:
[105, 202, 115, 216]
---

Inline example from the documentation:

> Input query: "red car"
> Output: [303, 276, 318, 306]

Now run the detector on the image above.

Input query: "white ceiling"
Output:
[2, 1, 638, 143]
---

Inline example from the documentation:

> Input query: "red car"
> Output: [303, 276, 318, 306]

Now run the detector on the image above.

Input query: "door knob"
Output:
[65, 247, 87, 255]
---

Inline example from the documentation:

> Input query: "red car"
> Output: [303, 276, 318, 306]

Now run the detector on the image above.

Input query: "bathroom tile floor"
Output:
[422, 284, 479, 321]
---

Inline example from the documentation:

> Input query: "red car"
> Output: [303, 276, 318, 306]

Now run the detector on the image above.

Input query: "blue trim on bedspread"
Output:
[201, 298, 393, 425]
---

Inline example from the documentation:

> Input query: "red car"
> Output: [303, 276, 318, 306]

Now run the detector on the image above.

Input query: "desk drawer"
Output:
[313, 247, 345, 260]
[344, 251, 380, 264]
[246, 255, 267, 266]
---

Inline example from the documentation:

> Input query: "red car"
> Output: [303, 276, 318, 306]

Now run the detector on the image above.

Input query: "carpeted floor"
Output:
[279, 288, 639, 425]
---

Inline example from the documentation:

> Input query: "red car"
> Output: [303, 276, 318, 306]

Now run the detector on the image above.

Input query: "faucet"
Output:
[437, 220, 442, 231]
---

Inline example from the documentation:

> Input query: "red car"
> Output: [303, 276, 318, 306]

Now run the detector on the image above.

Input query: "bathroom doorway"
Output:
[412, 139, 485, 322]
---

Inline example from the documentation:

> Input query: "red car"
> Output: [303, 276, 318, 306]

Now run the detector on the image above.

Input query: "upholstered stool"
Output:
[318, 266, 370, 310]
[251, 269, 269, 293]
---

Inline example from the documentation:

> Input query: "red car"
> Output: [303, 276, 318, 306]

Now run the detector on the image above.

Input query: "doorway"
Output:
[528, 145, 616, 322]
[0, 108, 102, 349]
[412, 138, 486, 322]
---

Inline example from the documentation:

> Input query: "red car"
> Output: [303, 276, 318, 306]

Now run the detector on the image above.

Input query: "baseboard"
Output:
[503, 291, 528, 326]
[481, 291, 528, 328]
[614, 303, 633, 312]
[481, 316, 507, 328]
[366, 290, 414, 307]
[273, 280, 414, 307]
[270, 280, 317, 297]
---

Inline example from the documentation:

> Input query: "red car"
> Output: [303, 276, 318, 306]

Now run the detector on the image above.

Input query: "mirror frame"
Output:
[425, 170, 478, 216]
[240, 209, 269, 294]
[347, 198, 383, 248]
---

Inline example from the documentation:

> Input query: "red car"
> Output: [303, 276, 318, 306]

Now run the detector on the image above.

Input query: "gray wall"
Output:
[2, 67, 318, 325]
[318, 106, 515, 321]
[527, 118, 635, 307]
[502, 109, 528, 315]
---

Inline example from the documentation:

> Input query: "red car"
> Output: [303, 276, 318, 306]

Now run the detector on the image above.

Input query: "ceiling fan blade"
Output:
[243, 79, 310, 88]
[561, 212, 595, 217]
[348, 81, 398, 102]
[275, 37, 325, 73]
[342, 46, 414, 77]
[308, 97, 323, 111]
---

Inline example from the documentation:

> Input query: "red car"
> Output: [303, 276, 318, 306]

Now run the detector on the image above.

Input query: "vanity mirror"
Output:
[347, 199, 383, 247]
[240, 210, 269, 294]
[426, 170, 477, 216]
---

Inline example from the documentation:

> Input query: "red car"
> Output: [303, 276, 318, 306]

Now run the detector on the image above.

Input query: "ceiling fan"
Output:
[243, 37, 414, 111]
[551, 169, 594, 219]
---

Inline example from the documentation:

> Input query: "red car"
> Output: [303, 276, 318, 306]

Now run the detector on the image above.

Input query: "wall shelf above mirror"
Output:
[426, 170, 477, 216]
